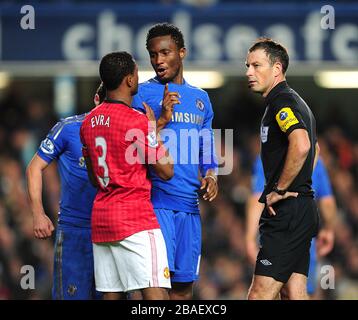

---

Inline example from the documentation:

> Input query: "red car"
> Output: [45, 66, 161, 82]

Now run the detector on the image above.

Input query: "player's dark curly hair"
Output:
[96, 82, 106, 103]
[249, 37, 289, 74]
[99, 52, 135, 91]
[146, 23, 185, 50]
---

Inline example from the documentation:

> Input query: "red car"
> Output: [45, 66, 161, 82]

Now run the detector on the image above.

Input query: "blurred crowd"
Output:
[0, 82, 357, 299]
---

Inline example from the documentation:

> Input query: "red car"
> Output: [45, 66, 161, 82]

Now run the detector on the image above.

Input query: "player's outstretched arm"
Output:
[316, 196, 337, 257]
[26, 154, 55, 239]
[143, 102, 174, 181]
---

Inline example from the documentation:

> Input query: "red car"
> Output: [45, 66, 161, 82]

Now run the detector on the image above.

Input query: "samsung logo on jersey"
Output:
[171, 112, 204, 125]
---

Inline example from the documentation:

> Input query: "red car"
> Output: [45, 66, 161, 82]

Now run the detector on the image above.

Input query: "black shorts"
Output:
[254, 196, 319, 283]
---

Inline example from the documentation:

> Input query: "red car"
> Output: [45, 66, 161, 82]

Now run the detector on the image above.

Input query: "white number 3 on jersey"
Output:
[95, 137, 110, 188]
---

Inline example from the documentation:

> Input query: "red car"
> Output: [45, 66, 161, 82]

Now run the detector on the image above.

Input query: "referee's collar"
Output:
[264, 81, 289, 105]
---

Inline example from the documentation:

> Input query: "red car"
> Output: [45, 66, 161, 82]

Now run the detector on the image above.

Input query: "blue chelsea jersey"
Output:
[312, 157, 333, 198]
[132, 77, 218, 213]
[252, 155, 333, 199]
[37, 114, 97, 227]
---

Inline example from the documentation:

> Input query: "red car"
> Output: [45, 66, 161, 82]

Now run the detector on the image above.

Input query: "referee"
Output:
[245, 38, 319, 300]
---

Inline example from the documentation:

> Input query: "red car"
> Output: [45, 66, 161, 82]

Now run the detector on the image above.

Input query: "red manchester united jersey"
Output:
[80, 100, 166, 243]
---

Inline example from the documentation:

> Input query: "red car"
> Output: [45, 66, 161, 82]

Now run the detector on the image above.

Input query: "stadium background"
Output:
[0, 0, 357, 299]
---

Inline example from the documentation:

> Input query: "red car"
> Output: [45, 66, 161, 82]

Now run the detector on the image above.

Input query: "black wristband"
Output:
[273, 183, 287, 196]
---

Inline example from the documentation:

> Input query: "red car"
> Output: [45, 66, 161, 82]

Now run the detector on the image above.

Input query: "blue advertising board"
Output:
[0, 3, 357, 63]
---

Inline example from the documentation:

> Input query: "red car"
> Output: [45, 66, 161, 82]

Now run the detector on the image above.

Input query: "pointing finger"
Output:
[163, 83, 169, 98]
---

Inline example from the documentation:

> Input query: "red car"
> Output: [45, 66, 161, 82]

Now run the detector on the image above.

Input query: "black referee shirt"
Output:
[259, 81, 317, 203]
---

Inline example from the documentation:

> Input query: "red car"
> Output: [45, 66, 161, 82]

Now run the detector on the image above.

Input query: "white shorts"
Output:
[93, 228, 171, 292]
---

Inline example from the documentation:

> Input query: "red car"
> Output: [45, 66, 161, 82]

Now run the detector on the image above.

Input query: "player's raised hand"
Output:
[160, 83, 180, 124]
[33, 213, 55, 239]
[143, 102, 156, 122]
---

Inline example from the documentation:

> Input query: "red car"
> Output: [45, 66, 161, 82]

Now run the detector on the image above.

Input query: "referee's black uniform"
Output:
[255, 81, 319, 283]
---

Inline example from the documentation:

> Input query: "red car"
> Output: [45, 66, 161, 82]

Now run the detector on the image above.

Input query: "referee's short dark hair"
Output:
[99, 52, 136, 91]
[146, 23, 185, 50]
[249, 38, 289, 74]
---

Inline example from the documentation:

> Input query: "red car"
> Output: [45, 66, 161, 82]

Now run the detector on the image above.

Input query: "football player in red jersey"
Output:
[81, 52, 173, 300]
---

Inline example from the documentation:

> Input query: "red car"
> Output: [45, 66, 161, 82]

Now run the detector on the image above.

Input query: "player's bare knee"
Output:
[247, 281, 265, 300]
[170, 291, 191, 300]
[280, 286, 290, 300]
[142, 287, 169, 300]
[284, 283, 306, 300]
[157, 288, 170, 300]
[248, 287, 275, 300]
[288, 286, 308, 300]
[247, 289, 260, 300]
[103, 292, 125, 300]
[170, 282, 193, 300]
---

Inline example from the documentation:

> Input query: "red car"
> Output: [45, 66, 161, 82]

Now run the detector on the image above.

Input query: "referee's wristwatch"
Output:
[273, 183, 287, 196]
